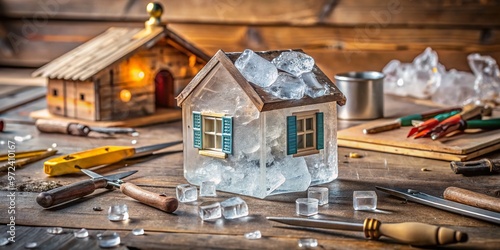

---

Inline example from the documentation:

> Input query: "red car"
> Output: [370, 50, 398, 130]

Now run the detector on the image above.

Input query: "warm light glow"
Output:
[131, 68, 145, 81]
[138, 71, 145, 79]
[189, 55, 197, 68]
[120, 89, 132, 102]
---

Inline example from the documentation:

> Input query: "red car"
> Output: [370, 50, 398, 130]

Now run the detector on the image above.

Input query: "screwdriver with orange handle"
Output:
[43, 141, 182, 176]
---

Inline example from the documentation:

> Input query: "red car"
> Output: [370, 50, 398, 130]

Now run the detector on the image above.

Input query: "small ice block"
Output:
[199, 202, 222, 220]
[353, 191, 377, 210]
[244, 230, 262, 240]
[98, 232, 120, 248]
[308, 187, 329, 206]
[132, 228, 145, 236]
[200, 181, 217, 197]
[176, 184, 198, 202]
[46, 227, 63, 234]
[74, 228, 89, 238]
[25, 242, 38, 249]
[298, 238, 318, 248]
[220, 197, 249, 219]
[108, 204, 129, 221]
[0, 237, 9, 246]
[296, 198, 318, 216]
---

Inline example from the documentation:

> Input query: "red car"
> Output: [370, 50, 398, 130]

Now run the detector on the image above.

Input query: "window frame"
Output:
[293, 110, 320, 157]
[198, 112, 227, 159]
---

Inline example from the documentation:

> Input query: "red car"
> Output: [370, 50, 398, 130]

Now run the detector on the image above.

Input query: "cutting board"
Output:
[337, 119, 500, 161]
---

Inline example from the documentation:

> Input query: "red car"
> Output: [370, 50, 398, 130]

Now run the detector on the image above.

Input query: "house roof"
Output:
[32, 26, 210, 81]
[177, 49, 346, 112]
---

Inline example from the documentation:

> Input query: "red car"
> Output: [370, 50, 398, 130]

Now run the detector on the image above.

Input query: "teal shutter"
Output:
[193, 112, 202, 149]
[222, 116, 233, 154]
[287, 116, 297, 155]
[316, 112, 324, 150]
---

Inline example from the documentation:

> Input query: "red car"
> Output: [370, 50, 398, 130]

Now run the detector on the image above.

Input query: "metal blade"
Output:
[89, 126, 136, 134]
[81, 169, 137, 181]
[132, 140, 183, 158]
[376, 186, 500, 225]
[266, 217, 363, 232]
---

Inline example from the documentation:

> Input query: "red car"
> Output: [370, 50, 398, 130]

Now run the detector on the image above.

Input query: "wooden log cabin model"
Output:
[177, 49, 346, 198]
[32, 2, 209, 121]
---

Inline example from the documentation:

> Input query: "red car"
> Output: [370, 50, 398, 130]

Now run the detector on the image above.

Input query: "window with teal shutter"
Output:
[222, 116, 233, 154]
[287, 115, 297, 155]
[193, 112, 202, 149]
[316, 112, 324, 150]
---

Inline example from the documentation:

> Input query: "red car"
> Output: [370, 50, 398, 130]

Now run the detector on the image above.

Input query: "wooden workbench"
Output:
[0, 87, 499, 249]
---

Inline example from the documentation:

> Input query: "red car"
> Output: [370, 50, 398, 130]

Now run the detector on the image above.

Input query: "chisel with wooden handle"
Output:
[444, 187, 500, 213]
[81, 169, 178, 213]
[36, 170, 137, 208]
[36, 119, 136, 136]
[267, 217, 467, 246]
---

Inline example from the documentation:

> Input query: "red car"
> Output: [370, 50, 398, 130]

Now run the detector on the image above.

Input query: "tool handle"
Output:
[43, 146, 136, 176]
[120, 183, 178, 213]
[466, 119, 500, 129]
[36, 119, 90, 136]
[450, 158, 500, 175]
[36, 179, 108, 208]
[363, 218, 467, 246]
[444, 187, 500, 213]
[363, 121, 401, 134]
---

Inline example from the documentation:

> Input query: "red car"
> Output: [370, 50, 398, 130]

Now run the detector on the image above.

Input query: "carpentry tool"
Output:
[407, 110, 461, 138]
[0, 118, 37, 132]
[362, 107, 462, 134]
[376, 186, 500, 225]
[451, 158, 500, 175]
[267, 217, 467, 246]
[81, 169, 178, 213]
[444, 187, 500, 213]
[422, 104, 485, 139]
[430, 118, 500, 140]
[43, 140, 183, 176]
[35, 119, 136, 136]
[0, 148, 57, 172]
[36, 170, 138, 208]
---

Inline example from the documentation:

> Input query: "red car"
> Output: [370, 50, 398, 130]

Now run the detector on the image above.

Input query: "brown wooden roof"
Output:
[177, 49, 346, 112]
[32, 26, 210, 81]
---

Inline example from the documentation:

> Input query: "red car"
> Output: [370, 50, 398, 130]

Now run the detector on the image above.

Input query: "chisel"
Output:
[35, 119, 136, 136]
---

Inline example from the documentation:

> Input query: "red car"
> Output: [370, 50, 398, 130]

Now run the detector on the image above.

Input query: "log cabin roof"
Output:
[32, 26, 210, 81]
[176, 49, 346, 112]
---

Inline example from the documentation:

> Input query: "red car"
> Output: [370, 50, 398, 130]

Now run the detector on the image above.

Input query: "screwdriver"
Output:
[35, 119, 136, 136]
[267, 217, 467, 246]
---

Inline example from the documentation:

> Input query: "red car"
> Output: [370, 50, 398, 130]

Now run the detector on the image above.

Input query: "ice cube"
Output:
[467, 53, 500, 103]
[25, 242, 38, 249]
[200, 181, 217, 197]
[132, 228, 145, 236]
[235, 49, 279, 87]
[108, 204, 129, 221]
[220, 197, 249, 219]
[308, 187, 329, 206]
[298, 238, 318, 248]
[0, 237, 9, 246]
[199, 202, 222, 220]
[74, 228, 89, 238]
[98, 232, 120, 248]
[265, 72, 306, 100]
[301, 72, 328, 98]
[46, 227, 63, 234]
[296, 198, 319, 216]
[353, 191, 377, 210]
[176, 184, 198, 202]
[244, 230, 262, 240]
[271, 51, 315, 76]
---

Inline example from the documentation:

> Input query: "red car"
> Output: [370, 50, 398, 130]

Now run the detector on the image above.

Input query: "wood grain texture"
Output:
[444, 186, 500, 213]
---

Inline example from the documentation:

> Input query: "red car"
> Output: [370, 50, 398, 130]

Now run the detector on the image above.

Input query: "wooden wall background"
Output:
[0, 0, 499, 79]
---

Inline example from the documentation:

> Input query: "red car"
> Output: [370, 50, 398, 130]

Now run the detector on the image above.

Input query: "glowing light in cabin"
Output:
[131, 68, 145, 81]
[120, 89, 132, 102]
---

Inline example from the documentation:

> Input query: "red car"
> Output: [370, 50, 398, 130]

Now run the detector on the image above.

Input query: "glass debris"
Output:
[296, 198, 319, 216]
[199, 202, 222, 221]
[74, 228, 89, 238]
[298, 238, 318, 248]
[131, 132, 140, 137]
[244, 230, 262, 240]
[220, 197, 249, 219]
[353, 191, 377, 211]
[132, 228, 145, 236]
[51, 143, 58, 148]
[308, 187, 329, 206]
[176, 184, 198, 202]
[46, 227, 63, 234]
[98, 232, 120, 248]
[25, 242, 38, 249]
[200, 181, 217, 197]
[93, 206, 103, 211]
[235, 49, 279, 87]
[14, 134, 33, 142]
[131, 140, 138, 145]
[108, 204, 129, 221]
[0, 237, 9, 246]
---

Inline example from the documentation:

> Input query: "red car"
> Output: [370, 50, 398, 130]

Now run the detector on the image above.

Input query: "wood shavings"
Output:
[346, 152, 363, 158]
[15, 180, 62, 192]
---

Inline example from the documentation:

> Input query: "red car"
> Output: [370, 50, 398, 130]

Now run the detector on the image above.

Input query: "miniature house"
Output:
[32, 3, 209, 121]
[177, 49, 346, 198]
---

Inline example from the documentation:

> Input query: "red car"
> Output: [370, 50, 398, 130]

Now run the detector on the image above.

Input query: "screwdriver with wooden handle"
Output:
[267, 217, 467, 246]
[35, 119, 136, 136]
